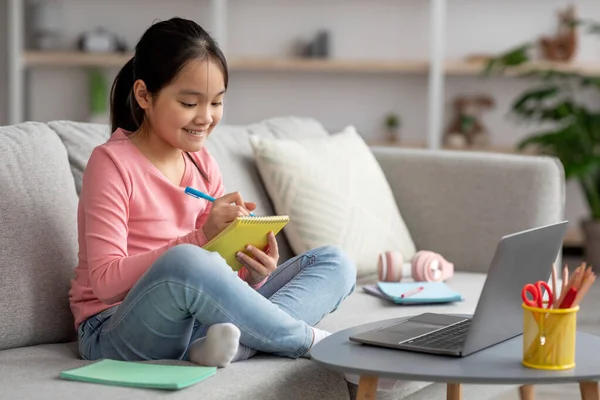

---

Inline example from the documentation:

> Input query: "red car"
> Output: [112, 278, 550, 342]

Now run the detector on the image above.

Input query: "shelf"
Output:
[22, 51, 430, 72]
[23, 51, 600, 76]
[24, 51, 133, 67]
[445, 59, 600, 76]
[228, 57, 429, 73]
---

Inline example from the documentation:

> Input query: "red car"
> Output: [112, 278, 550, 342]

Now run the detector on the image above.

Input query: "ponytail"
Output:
[110, 57, 144, 133]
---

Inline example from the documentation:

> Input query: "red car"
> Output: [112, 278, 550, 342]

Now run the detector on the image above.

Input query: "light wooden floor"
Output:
[492, 255, 600, 400]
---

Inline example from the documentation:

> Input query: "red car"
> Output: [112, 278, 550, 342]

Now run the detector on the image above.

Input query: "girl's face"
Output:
[134, 58, 225, 152]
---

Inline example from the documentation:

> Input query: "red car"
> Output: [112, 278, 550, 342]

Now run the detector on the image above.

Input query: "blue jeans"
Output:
[77, 244, 356, 361]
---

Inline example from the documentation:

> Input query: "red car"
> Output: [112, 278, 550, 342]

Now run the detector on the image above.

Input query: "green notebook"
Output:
[60, 359, 216, 390]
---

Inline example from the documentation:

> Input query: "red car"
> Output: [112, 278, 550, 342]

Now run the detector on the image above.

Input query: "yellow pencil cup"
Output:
[522, 302, 579, 370]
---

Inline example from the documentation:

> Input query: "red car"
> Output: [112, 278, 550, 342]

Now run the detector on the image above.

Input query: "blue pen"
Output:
[184, 186, 256, 217]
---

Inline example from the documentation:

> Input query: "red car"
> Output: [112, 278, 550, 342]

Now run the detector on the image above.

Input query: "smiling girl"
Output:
[68, 17, 356, 368]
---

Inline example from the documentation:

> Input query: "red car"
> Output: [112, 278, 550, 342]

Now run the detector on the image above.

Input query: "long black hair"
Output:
[109, 17, 228, 182]
[110, 17, 228, 133]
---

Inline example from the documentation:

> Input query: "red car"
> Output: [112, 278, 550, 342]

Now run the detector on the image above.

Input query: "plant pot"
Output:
[386, 128, 400, 143]
[581, 220, 600, 269]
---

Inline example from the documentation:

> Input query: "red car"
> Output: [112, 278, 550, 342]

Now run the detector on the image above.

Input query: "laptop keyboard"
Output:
[404, 319, 472, 351]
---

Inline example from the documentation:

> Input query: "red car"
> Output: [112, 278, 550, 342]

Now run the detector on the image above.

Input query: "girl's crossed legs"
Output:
[78, 243, 356, 364]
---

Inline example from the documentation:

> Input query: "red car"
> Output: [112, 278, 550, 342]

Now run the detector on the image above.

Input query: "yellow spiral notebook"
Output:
[203, 215, 290, 271]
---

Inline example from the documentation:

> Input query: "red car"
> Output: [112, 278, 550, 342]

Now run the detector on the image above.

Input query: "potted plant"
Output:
[482, 18, 600, 268]
[385, 113, 401, 143]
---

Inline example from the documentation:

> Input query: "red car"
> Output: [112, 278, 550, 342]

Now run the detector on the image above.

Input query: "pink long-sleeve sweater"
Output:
[68, 129, 262, 329]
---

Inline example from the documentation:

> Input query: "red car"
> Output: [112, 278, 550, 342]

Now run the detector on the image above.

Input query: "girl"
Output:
[68, 17, 356, 368]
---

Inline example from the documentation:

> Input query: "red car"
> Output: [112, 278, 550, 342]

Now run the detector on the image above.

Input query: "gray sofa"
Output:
[0, 117, 564, 400]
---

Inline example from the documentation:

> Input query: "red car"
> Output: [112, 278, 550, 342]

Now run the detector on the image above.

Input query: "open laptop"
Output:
[349, 221, 568, 357]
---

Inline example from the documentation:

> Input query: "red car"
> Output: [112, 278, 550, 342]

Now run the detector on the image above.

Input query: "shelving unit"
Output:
[22, 51, 600, 75]
[7, 0, 450, 151]
[10, 1, 600, 137]
[22, 51, 430, 71]
[21, 50, 600, 77]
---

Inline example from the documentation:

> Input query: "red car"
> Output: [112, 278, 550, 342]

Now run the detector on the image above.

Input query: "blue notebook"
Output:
[373, 281, 463, 304]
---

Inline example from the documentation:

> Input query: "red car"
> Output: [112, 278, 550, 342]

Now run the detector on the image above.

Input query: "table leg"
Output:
[356, 375, 378, 400]
[446, 383, 462, 400]
[519, 385, 535, 400]
[580, 381, 600, 400]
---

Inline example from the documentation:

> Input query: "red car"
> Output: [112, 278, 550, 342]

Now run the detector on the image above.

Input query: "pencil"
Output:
[551, 264, 557, 308]
[556, 267, 578, 308]
[575, 263, 586, 289]
[573, 269, 596, 307]
[400, 286, 424, 298]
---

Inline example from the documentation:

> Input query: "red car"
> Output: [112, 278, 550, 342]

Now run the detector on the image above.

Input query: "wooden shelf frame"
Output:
[22, 51, 431, 72]
[9, 0, 450, 141]
[22, 51, 600, 77]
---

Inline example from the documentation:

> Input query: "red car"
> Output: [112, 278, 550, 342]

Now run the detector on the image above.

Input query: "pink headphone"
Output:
[377, 250, 454, 282]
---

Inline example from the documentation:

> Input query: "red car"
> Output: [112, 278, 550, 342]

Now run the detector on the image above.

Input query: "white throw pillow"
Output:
[249, 125, 416, 277]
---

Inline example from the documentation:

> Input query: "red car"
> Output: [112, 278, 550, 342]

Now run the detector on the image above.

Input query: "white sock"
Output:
[188, 323, 241, 368]
[301, 327, 331, 358]
[232, 344, 257, 362]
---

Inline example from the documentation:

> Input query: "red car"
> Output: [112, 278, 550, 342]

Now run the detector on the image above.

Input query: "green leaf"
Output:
[517, 70, 578, 81]
[581, 76, 600, 91]
[510, 86, 566, 123]
[571, 18, 600, 36]
[512, 86, 559, 108]
[585, 21, 600, 35]
[483, 44, 532, 75]
[585, 113, 600, 142]
[516, 123, 599, 179]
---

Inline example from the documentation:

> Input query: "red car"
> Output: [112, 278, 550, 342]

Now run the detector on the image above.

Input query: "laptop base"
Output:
[349, 313, 469, 357]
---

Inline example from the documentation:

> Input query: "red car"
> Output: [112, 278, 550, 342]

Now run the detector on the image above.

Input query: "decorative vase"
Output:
[386, 127, 400, 143]
[581, 220, 600, 269]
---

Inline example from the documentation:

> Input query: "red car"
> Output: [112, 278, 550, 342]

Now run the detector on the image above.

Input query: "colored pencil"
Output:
[400, 286, 424, 298]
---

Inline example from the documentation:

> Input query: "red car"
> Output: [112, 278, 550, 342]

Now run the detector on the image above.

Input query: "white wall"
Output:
[6, 0, 600, 228]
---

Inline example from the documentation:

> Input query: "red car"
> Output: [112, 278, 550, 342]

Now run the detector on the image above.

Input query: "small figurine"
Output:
[444, 95, 495, 149]
[539, 5, 578, 62]
[78, 27, 128, 53]
[292, 30, 330, 58]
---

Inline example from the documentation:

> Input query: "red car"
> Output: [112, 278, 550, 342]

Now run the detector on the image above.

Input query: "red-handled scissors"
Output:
[521, 281, 554, 309]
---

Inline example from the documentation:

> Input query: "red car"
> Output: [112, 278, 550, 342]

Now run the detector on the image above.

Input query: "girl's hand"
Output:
[237, 231, 279, 285]
[202, 192, 256, 241]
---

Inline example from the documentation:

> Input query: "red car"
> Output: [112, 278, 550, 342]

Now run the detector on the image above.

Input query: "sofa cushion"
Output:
[205, 116, 331, 264]
[47, 121, 111, 195]
[0, 273, 489, 400]
[249, 125, 416, 277]
[0, 342, 350, 400]
[0, 122, 79, 350]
